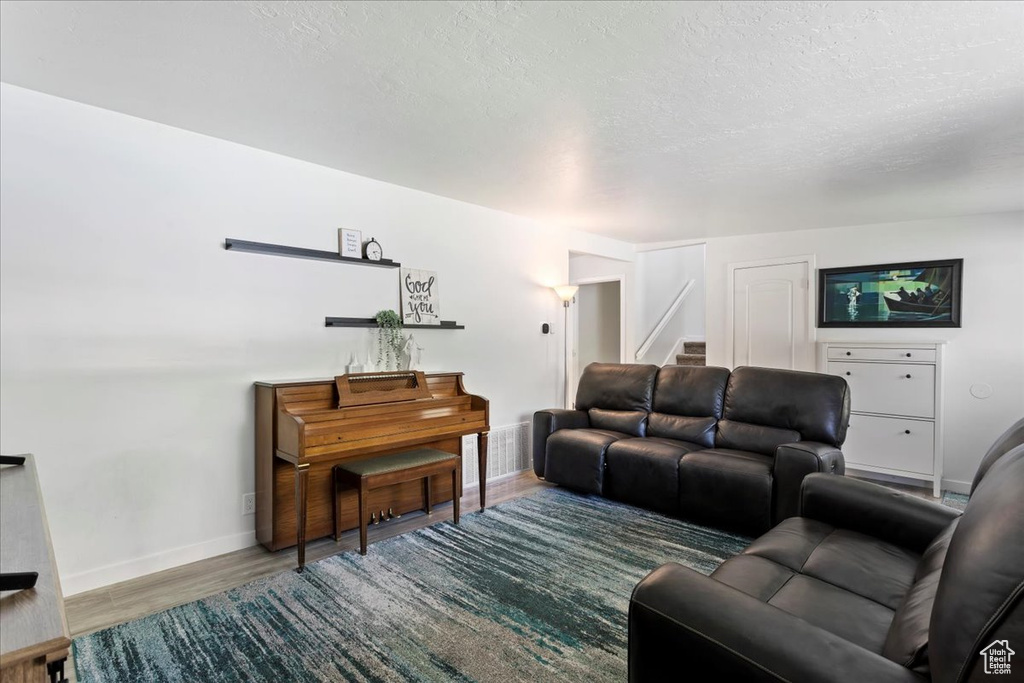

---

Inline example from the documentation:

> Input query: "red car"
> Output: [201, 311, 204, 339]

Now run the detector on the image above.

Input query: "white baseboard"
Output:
[63, 469, 535, 596]
[62, 529, 257, 596]
[941, 478, 971, 495]
[846, 467, 971, 495]
[483, 468, 531, 486]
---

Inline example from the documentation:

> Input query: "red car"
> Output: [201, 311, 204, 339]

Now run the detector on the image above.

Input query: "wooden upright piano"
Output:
[254, 371, 489, 562]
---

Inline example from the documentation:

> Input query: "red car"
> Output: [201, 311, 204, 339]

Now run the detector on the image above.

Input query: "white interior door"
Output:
[731, 260, 814, 370]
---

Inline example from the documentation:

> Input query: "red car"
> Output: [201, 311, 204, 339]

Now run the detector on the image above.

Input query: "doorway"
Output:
[727, 256, 816, 371]
[570, 278, 624, 403]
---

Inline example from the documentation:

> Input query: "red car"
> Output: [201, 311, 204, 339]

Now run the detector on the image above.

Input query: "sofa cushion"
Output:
[722, 366, 851, 447]
[881, 522, 958, 675]
[544, 428, 628, 494]
[589, 408, 648, 437]
[740, 518, 919, 609]
[713, 557, 897, 655]
[929, 446, 1024, 681]
[715, 419, 801, 456]
[605, 437, 701, 513]
[709, 554, 795, 602]
[914, 517, 958, 582]
[647, 414, 717, 447]
[738, 516, 835, 569]
[767, 575, 895, 654]
[678, 449, 773, 535]
[652, 365, 730, 419]
[575, 363, 659, 412]
[712, 516, 921, 655]
[800, 529, 919, 609]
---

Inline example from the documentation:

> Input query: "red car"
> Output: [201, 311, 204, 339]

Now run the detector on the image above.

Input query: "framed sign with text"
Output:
[400, 268, 440, 326]
[338, 228, 362, 259]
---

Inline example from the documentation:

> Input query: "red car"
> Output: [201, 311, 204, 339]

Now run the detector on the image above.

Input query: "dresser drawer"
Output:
[844, 415, 935, 476]
[827, 346, 937, 363]
[828, 362, 935, 418]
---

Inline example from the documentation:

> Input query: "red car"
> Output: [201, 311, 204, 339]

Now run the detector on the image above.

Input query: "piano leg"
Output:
[477, 431, 489, 511]
[452, 464, 461, 524]
[295, 463, 310, 572]
[358, 480, 369, 555]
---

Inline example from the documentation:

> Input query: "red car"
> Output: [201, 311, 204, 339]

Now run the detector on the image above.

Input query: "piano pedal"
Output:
[388, 507, 400, 520]
[371, 512, 378, 525]
[379, 509, 387, 523]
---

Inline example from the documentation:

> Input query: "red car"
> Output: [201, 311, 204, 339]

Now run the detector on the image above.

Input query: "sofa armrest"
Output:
[772, 441, 845, 524]
[629, 563, 923, 683]
[532, 409, 590, 477]
[800, 473, 961, 553]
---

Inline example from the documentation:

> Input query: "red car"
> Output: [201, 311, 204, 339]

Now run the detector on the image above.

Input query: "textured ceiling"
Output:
[1, 1, 1022, 242]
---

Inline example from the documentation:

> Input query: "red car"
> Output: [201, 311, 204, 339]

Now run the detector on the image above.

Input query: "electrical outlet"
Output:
[242, 493, 256, 515]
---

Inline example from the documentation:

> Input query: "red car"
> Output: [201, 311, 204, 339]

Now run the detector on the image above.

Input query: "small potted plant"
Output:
[374, 309, 403, 371]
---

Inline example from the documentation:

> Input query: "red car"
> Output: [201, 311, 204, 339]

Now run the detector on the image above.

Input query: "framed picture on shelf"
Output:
[400, 268, 441, 326]
[338, 228, 362, 259]
[817, 259, 963, 328]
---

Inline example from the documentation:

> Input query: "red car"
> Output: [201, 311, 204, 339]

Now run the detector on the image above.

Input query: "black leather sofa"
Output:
[629, 418, 1024, 682]
[533, 363, 851, 535]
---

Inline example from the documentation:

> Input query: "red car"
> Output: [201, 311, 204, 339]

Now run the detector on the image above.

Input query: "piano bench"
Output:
[331, 448, 462, 556]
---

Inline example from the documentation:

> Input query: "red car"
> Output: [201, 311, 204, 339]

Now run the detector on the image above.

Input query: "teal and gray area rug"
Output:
[941, 491, 969, 511]
[73, 489, 750, 682]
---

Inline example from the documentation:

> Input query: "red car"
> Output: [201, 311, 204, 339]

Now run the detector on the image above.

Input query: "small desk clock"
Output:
[364, 237, 383, 261]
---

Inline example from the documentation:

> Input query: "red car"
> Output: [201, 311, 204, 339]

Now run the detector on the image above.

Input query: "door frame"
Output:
[568, 275, 627, 406]
[725, 255, 816, 371]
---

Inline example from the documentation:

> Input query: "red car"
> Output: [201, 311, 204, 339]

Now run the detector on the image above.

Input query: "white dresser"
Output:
[819, 341, 945, 496]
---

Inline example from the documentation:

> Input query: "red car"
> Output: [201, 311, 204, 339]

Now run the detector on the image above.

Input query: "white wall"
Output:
[0, 84, 612, 593]
[704, 213, 1024, 488]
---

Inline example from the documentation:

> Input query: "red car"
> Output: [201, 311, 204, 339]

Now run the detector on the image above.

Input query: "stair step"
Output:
[675, 353, 706, 366]
[683, 341, 706, 355]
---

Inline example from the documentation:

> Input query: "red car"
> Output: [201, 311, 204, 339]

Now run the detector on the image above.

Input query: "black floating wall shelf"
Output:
[326, 317, 465, 330]
[224, 238, 400, 269]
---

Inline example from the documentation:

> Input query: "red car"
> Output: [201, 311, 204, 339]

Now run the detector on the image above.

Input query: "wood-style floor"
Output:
[65, 471, 554, 639]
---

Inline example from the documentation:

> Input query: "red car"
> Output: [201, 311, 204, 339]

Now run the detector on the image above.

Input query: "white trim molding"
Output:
[62, 529, 258, 596]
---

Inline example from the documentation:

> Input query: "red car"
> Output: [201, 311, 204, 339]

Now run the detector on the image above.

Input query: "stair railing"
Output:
[661, 338, 689, 367]
[635, 279, 695, 362]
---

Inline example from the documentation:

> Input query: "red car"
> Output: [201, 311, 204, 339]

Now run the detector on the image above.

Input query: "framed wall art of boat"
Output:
[817, 259, 963, 328]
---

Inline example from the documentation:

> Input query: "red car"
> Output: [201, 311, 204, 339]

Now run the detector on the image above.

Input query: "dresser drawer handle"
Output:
[845, 371, 851, 376]
[846, 351, 852, 356]
[905, 374, 912, 379]
[904, 429, 911, 435]
[906, 353, 912, 357]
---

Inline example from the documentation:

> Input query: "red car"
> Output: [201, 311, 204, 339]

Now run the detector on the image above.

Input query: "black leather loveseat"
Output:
[629, 419, 1024, 682]
[533, 363, 850, 536]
